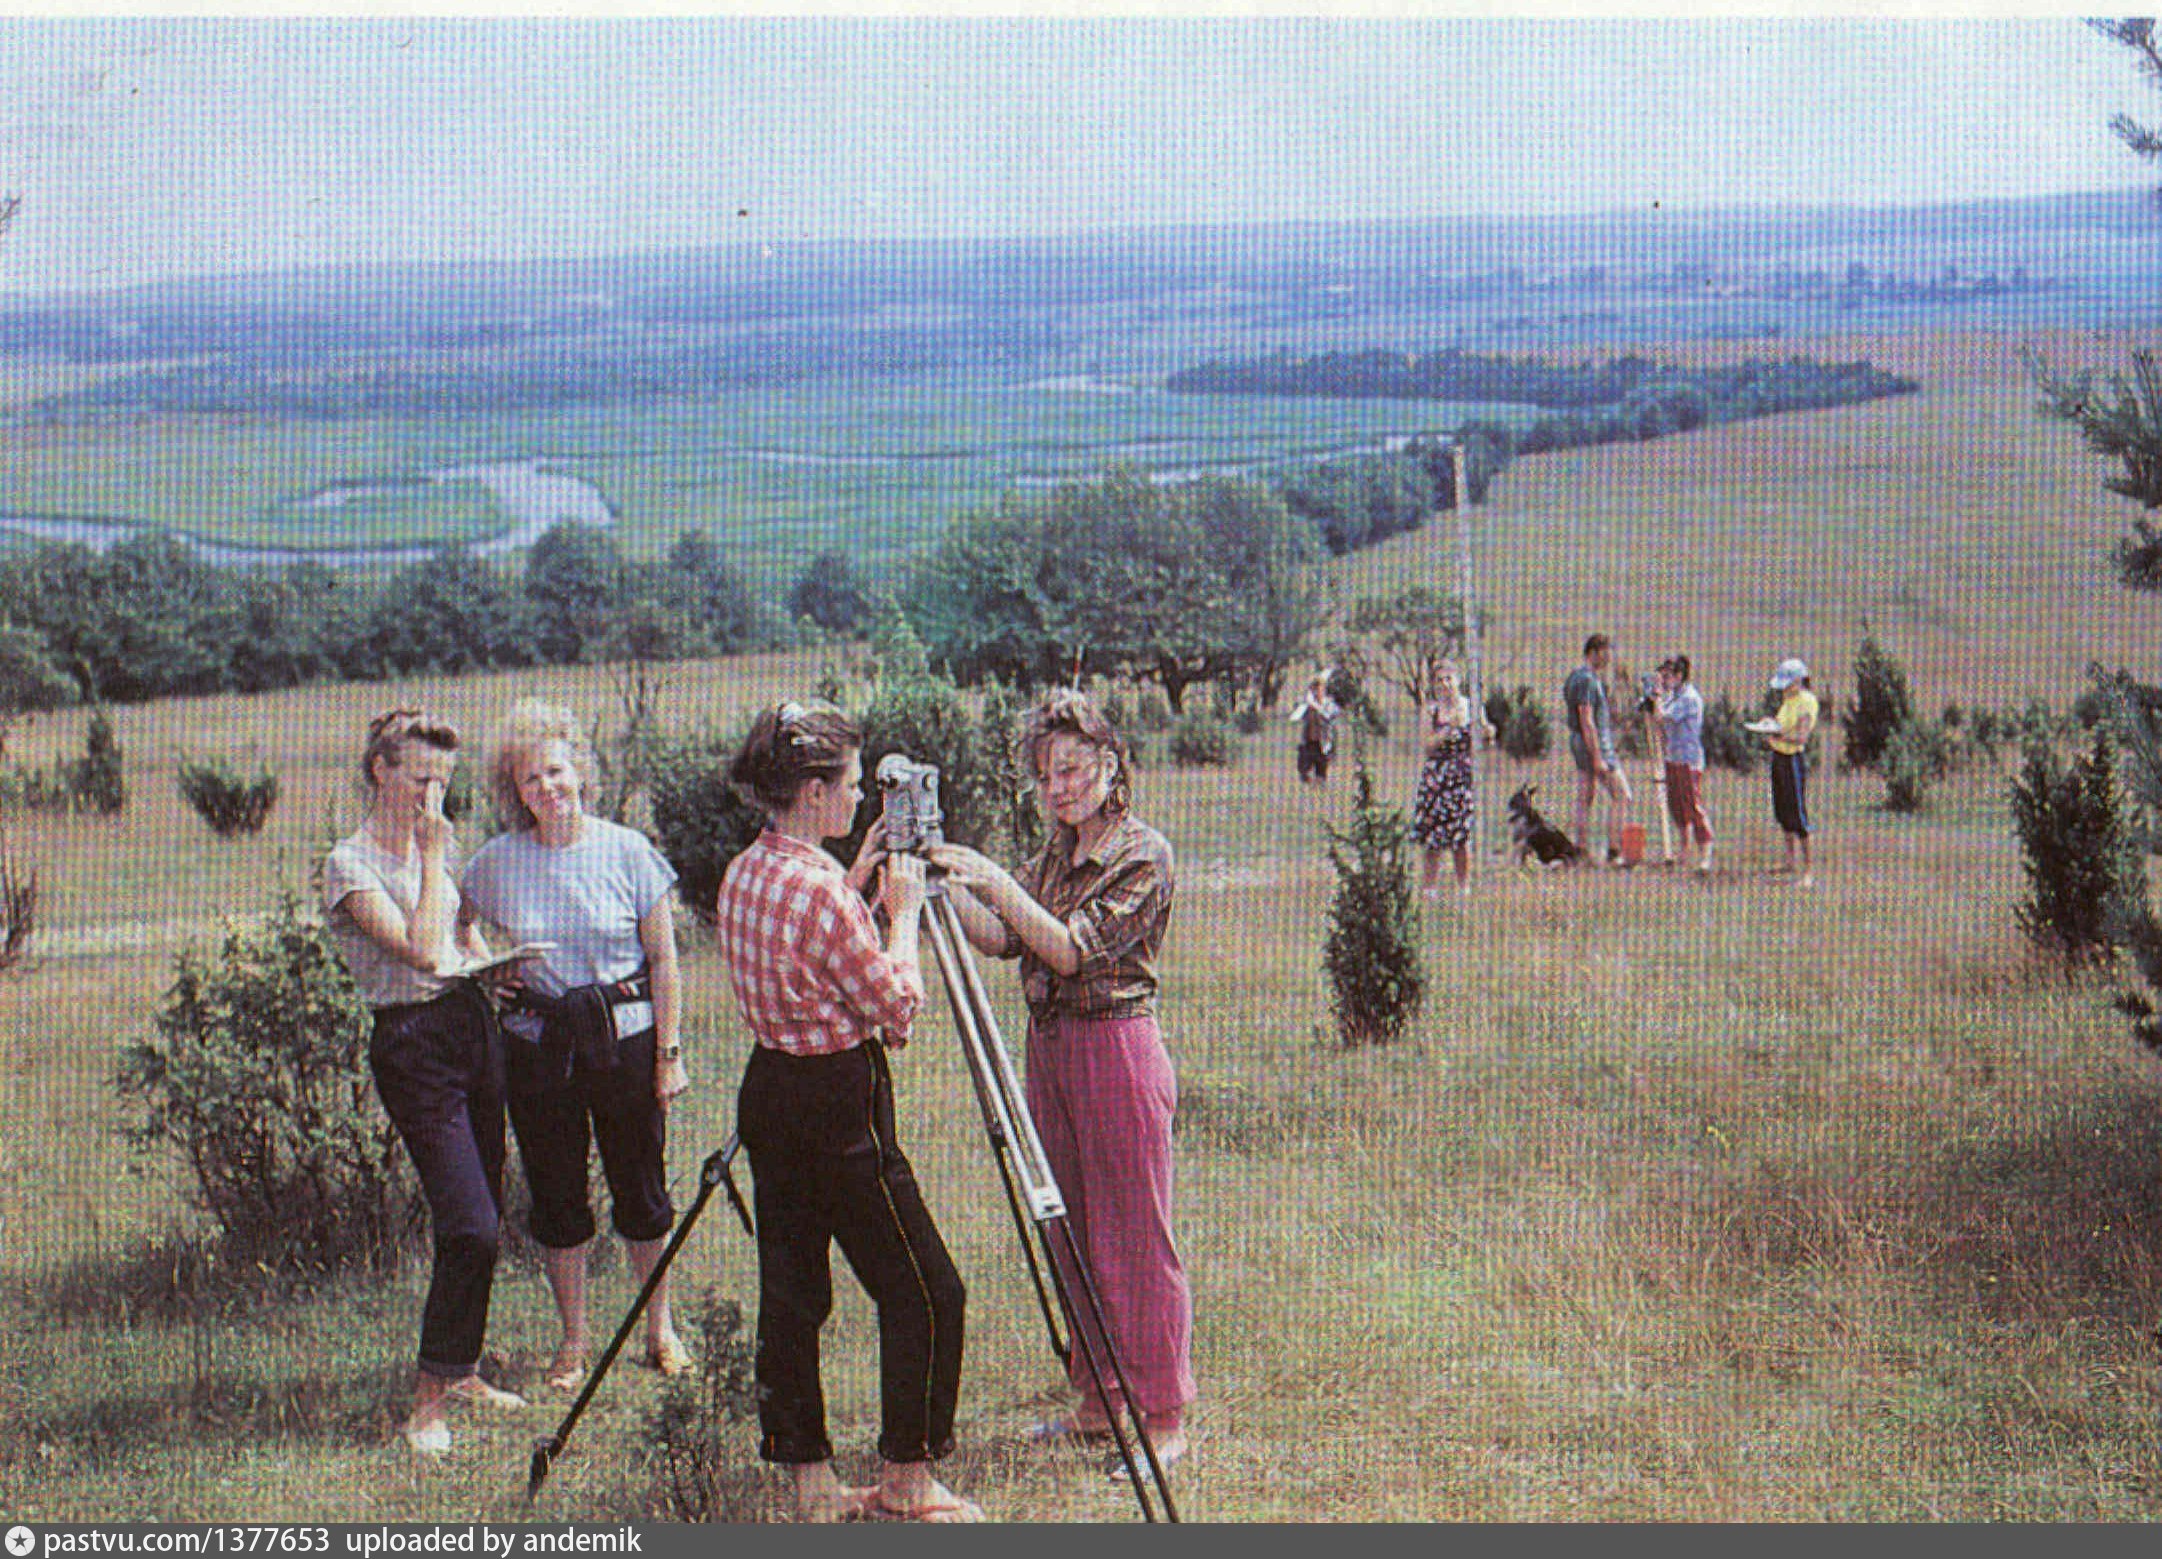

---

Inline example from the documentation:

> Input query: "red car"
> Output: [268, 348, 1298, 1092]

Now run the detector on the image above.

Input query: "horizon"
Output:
[2, 181, 2152, 306]
[2, 15, 2156, 297]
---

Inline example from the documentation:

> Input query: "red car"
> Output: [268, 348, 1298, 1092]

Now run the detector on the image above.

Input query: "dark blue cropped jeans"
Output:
[369, 982, 506, 1380]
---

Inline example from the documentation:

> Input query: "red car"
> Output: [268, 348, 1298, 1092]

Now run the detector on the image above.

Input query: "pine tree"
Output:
[1842, 628, 1913, 772]
[1322, 762, 1425, 1046]
[2010, 731, 2144, 966]
[2030, 24, 2162, 1050]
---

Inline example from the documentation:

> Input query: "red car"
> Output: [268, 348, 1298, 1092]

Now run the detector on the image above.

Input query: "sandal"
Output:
[867, 1486, 985, 1523]
[1106, 1436, 1188, 1482]
[1027, 1414, 1116, 1446]
[444, 1375, 528, 1413]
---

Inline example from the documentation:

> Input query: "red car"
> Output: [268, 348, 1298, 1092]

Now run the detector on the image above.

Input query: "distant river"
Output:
[0, 458, 613, 569]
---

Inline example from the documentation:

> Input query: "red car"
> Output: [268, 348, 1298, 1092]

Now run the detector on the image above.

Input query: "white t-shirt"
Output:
[459, 817, 678, 1035]
[322, 829, 458, 1009]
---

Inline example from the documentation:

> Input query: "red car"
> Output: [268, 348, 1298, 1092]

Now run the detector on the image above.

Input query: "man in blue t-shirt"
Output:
[1563, 633, 1634, 863]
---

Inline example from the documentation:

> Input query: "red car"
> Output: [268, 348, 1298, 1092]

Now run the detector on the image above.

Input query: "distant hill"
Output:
[1, 189, 2155, 416]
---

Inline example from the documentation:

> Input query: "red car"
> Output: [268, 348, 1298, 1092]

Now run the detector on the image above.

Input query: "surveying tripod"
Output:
[919, 878, 1182, 1523]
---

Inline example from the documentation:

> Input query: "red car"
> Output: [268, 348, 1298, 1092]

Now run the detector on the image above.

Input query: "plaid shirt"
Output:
[716, 829, 923, 1057]
[1004, 812, 1174, 1021]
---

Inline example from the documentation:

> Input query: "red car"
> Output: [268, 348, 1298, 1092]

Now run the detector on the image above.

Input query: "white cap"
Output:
[1768, 657, 1809, 690]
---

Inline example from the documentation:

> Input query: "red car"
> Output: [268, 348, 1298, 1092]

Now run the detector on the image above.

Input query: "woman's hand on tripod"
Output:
[923, 843, 1017, 911]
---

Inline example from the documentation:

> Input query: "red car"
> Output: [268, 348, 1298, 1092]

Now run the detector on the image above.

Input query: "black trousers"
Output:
[737, 1041, 966, 1466]
[369, 983, 505, 1379]
[505, 1026, 675, 1249]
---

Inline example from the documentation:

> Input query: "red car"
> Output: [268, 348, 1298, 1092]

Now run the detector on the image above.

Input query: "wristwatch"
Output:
[655, 1042, 682, 1062]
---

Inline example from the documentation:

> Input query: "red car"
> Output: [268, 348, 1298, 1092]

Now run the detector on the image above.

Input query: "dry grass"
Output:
[5, 325, 2162, 1520]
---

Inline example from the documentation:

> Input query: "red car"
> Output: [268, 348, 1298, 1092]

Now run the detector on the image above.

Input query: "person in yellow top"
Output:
[1758, 657, 1818, 889]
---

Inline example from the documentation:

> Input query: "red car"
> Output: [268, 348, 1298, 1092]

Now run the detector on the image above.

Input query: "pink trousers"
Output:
[1025, 1011, 1196, 1418]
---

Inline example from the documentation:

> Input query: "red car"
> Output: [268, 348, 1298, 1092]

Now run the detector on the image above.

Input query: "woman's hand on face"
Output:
[881, 849, 927, 920]
[654, 1055, 690, 1111]
[847, 817, 890, 898]
[413, 778, 454, 859]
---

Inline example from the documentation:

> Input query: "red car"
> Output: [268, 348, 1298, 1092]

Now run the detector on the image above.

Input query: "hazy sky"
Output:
[0, 14, 2154, 293]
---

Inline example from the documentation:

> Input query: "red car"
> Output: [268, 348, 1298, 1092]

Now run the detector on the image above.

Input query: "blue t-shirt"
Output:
[460, 819, 678, 1031]
[1563, 664, 1614, 760]
[1659, 682, 1706, 769]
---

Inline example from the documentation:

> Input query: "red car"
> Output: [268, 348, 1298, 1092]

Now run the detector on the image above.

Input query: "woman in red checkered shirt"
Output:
[714, 700, 980, 1524]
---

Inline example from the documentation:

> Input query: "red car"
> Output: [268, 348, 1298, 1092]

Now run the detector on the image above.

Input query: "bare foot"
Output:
[791, 1461, 874, 1523]
[544, 1346, 587, 1394]
[871, 1466, 984, 1523]
[646, 1328, 692, 1376]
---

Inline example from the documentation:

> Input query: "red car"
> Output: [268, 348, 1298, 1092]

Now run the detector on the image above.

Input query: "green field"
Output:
[0, 368, 1510, 585]
[4, 318, 2162, 1520]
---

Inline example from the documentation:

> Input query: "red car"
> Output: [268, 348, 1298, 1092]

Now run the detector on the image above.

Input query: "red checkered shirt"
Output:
[715, 829, 923, 1056]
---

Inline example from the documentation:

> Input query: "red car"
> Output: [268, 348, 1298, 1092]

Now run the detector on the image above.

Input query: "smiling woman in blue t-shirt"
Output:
[458, 698, 690, 1394]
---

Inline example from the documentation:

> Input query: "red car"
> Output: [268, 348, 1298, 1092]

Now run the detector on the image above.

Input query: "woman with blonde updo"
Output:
[321, 709, 526, 1454]
[458, 698, 689, 1394]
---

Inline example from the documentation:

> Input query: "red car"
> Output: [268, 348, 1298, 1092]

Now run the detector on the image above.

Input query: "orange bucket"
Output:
[1618, 822, 1646, 866]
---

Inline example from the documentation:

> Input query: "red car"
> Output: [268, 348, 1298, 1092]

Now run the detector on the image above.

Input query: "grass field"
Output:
[4, 322, 2162, 1521]
[0, 367, 1504, 585]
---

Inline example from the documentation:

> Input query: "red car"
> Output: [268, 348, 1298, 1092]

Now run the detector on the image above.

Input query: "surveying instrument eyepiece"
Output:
[890, 755, 1181, 1522]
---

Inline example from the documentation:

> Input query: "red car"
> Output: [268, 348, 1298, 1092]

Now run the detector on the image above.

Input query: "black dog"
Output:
[1507, 783, 1583, 867]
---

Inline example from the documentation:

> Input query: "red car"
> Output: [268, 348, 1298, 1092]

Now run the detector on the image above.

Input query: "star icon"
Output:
[6, 1526, 36, 1557]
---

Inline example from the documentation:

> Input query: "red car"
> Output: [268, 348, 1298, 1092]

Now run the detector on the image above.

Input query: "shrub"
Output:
[1484, 684, 1550, 761]
[1699, 691, 1762, 774]
[177, 757, 281, 837]
[1326, 663, 1388, 740]
[74, 708, 125, 814]
[114, 893, 419, 1267]
[1, 707, 128, 815]
[1879, 718, 1955, 812]
[640, 1290, 761, 1520]
[1323, 763, 1424, 1047]
[1167, 709, 1235, 768]
[853, 656, 1015, 860]
[1233, 703, 1266, 737]
[1842, 630, 1913, 771]
[647, 728, 766, 926]
[1135, 689, 1175, 732]
[2010, 732, 2144, 966]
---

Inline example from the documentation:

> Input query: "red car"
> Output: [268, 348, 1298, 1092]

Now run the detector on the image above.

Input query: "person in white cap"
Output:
[1758, 658, 1817, 889]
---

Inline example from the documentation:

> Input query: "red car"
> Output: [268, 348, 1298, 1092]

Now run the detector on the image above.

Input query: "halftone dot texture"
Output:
[5, 15, 2162, 1521]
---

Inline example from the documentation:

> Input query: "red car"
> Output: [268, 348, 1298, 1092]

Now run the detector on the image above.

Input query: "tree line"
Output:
[1167, 349, 1919, 452]
[0, 525, 774, 706]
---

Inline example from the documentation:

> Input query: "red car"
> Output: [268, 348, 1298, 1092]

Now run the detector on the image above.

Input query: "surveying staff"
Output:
[1565, 634, 1634, 864]
[1761, 658, 1819, 890]
[1654, 656, 1714, 874]
[714, 700, 980, 1524]
[321, 709, 526, 1455]
[927, 689, 1195, 1475]
[458, 699, 690, 1398]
